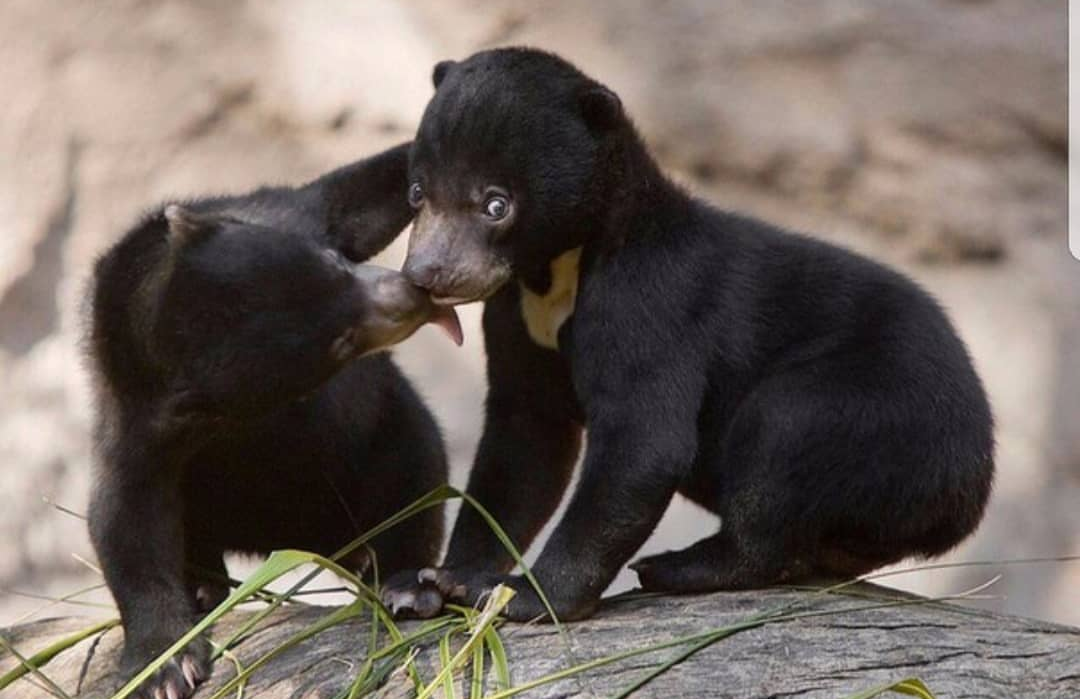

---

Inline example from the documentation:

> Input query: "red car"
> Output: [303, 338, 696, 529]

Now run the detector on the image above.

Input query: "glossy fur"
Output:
[86, 144, 446, 698]
[386, 48, 995, 622]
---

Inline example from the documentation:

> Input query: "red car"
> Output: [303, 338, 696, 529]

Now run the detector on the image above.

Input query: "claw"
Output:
[384, 589, 416, 616]
[415, 567, 468, 599]
[181, 656, 201, 687]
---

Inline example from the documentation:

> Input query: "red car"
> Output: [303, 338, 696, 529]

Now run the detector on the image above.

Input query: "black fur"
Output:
[387, 48, 995, 621]
[86, 143, 447, 698]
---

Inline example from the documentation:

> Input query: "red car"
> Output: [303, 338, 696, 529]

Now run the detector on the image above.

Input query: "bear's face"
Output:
[402, 49, 624, 304]
[154, 205, 459, 418]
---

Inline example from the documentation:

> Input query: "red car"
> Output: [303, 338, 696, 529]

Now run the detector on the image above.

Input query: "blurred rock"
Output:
[1, 0, 1073, 628]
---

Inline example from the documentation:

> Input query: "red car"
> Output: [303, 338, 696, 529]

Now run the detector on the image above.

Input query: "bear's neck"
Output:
[516, 133, 679, 350]
[594, 129, 684, 245]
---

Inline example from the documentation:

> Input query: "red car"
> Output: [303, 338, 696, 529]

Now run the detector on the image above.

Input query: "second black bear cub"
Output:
[87, 144, 455, 699]
[384, 49, 995, 621]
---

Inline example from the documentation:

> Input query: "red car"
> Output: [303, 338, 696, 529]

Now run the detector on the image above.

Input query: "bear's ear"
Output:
[579, 85, 623, 131]
[432, 60, 456, 89]
[164, 204, 219, 247]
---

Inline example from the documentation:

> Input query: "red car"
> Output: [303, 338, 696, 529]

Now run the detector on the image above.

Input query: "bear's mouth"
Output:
[331, 303, 463, 362]
[431, 293, 486, 306]
[426, 304, 463, 346]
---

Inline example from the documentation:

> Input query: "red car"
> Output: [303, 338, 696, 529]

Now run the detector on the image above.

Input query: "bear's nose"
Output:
[403, 258, 443, 290]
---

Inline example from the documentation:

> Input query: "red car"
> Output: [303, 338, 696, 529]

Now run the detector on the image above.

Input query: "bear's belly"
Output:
[518, 247, 581, 350]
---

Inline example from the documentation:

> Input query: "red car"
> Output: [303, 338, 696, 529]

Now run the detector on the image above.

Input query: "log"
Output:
[3, 583, 1078, 698]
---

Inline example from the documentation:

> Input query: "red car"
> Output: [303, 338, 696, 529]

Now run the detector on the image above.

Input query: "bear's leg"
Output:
[635, 360, 933, 596]
[370, 508, 446, 619]
[636, 358, 967, 593]
[626, 533, 803, 592]
[361, 380, 448, 579]
[630, 499, 813, 593]
[89, 446, 211, 699]
[631, 502, 902, 592]
[366, 503, 444, 579]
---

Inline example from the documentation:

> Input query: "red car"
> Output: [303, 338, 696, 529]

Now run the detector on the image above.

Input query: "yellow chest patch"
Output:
[519, 247, 582, 350]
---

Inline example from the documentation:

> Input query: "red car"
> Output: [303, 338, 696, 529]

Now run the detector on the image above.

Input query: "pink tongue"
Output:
[428, 305, 464, 346]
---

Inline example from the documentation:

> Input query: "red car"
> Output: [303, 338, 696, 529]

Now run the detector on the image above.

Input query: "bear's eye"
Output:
[408, 182, 424, 209]
[483, 195, 510, 221]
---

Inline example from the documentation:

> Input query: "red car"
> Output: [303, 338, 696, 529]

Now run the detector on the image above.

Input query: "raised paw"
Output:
[380, 569, 446, 619]
[120, 636, 211, 699]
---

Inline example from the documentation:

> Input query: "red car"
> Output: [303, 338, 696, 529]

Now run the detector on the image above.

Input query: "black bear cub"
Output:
[383, 49, 995, 621]
[87, 143, 457, 699]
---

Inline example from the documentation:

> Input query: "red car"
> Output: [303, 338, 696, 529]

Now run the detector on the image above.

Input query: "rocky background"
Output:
[1, 0, 1074, 628]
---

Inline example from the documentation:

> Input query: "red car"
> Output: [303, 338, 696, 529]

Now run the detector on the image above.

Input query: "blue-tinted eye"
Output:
[408, 182, 424, 208]
[484, 196, 509, 220]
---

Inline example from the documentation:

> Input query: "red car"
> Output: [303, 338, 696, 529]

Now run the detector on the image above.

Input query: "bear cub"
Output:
[87, 143, 457, 699]
[383, 49, 995, 622]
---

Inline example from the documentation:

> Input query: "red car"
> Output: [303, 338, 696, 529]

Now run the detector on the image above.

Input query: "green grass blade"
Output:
[345, 655, 407, 698]
[207, 602, 365, 699]
[114, 548, 423, 699]
[484, 627, 511, 691]
[0, 637, 70, 698]
[469, 628, 485, 699]
[342, 486, 581, 691]
[342, 617, 457, 699]
[0, 618, 119, 693]
[445, 604, 478, 623]
[842, 677, 937, 699]
[343, 658, 373, 699]
[438, 631, 458, 699]
[213, 553, 357, 654]
[415, 585, 514, 699]
[111, 549, 322, 699]
[454, 492, 561, 627]
[211, 645, 246, 699]
[453, 490, 593, 691]
[366, 596, 380, 658]
[331, 485, 457, 563]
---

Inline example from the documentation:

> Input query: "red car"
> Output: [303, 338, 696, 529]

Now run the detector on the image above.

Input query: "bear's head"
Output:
[147, 203, 460, 422]
[402, 48, 627, 304]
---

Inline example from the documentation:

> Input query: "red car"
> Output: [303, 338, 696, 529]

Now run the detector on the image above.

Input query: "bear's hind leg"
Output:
[630, 510, 814, 593]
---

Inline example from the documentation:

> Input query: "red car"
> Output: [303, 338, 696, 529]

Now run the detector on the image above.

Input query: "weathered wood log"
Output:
[4, 584, 1078, 698]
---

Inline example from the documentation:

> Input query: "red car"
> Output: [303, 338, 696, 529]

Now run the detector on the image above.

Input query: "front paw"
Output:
[421, 569, 597, 622]
[119, 635, 211, 699]
[380, 569, 446, 619]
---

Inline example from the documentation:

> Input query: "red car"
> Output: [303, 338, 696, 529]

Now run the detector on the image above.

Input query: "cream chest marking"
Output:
[519, 247, 582, 350]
